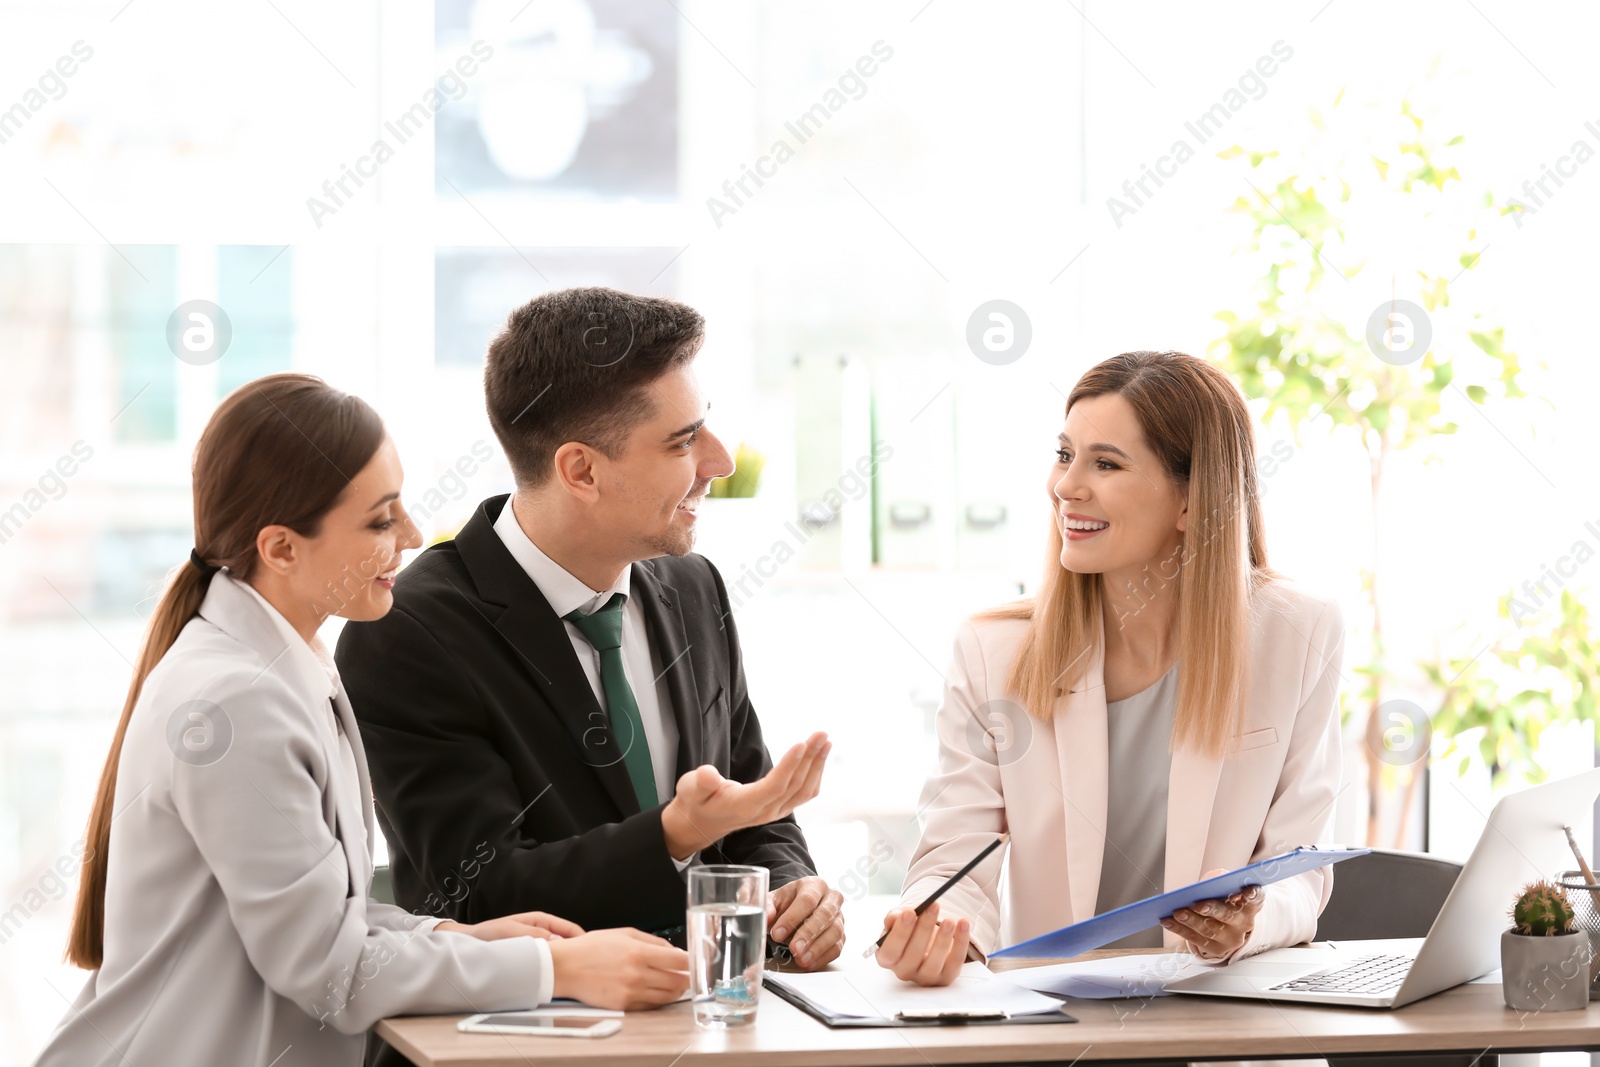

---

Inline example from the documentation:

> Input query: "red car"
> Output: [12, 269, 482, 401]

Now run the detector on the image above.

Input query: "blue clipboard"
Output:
[990, 846, 1371, 959]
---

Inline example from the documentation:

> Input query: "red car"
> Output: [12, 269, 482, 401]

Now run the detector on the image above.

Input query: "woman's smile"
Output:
[1061, 511, 1111, 541]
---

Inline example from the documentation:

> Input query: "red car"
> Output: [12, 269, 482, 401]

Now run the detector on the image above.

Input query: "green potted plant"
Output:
[1502, 880, 1590, 1011]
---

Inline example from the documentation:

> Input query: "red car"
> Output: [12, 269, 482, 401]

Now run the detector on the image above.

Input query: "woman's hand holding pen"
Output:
[873, 902, 971, 986]
[871, 834, 1000, 985]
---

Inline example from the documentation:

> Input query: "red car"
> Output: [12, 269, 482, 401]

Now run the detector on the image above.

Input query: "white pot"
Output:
[1501, 929, 1591, 1012]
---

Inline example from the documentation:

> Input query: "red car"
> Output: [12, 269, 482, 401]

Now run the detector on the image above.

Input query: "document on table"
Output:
[998, 953, 1217, 1000]
[764, 961, 1067, 1019]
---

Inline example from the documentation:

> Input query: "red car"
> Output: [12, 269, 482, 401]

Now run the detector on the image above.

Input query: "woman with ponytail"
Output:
[874, 351, 1346, 985]
[36, 373, 688, 1067]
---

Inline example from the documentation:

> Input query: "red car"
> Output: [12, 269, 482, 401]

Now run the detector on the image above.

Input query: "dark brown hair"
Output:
[67, 372, 385, 969]
[484, 287, 705, 486]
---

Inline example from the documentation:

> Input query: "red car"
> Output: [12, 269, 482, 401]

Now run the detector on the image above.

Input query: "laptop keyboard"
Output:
[1269, 954, 1413, 996]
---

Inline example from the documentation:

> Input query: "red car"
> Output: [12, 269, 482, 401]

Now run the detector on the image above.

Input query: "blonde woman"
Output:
[874, 351, 1344, 985]
[36, 374, 688, 1067]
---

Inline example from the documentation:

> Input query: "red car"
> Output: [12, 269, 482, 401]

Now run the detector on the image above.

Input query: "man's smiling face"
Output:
[594, 363, 735, 561]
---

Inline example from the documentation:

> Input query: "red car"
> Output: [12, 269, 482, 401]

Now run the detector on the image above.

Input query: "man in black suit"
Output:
[336, 287, 846, 977]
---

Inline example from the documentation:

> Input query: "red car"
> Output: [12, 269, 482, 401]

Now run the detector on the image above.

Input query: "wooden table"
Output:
[376, 950, 1600, 1066]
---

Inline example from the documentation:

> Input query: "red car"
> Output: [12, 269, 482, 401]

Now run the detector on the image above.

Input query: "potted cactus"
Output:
[1501, 880, 1591, 1011]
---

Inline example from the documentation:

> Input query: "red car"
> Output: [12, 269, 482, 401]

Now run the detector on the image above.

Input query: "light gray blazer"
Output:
[33, 574, 551, 1067]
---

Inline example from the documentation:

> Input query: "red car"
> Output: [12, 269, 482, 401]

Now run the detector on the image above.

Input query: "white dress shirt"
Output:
[494, 497, 683, 809]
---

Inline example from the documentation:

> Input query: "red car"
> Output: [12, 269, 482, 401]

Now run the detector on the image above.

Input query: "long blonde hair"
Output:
[982, 351, 1276, 756]
[66, 373, 385, 969]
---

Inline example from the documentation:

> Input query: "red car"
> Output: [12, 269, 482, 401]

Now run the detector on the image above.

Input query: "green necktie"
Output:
[564, 593, 658, 808]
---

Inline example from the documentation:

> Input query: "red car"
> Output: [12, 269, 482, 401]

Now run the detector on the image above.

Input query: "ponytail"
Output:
[66, 560, 214, 968]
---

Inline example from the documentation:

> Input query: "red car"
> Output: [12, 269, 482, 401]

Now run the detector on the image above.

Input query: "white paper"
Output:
[766, 961, 1065, 1018]
[998, 953, 1216, 1000]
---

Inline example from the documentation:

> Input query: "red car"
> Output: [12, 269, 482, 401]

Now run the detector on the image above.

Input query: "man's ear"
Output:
[551, 441, 602, 503]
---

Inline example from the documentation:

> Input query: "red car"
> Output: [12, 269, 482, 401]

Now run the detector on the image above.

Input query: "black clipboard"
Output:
[762, 974, 1077, 1029]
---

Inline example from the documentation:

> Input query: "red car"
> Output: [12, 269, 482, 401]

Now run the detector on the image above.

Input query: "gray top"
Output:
[1096, 662, 1179, 950]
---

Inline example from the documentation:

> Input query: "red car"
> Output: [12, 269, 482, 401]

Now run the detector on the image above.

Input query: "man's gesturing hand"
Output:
[661, 732, 830, 859]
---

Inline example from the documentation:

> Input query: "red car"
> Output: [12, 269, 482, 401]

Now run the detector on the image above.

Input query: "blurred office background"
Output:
[3, 1, 1600, 1061]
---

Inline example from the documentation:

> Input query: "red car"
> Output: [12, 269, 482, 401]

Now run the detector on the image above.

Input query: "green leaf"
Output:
[1465, 384, 1488, 403]
[1421, 274, 1450, 310]
[1470, 328, 1506, 361]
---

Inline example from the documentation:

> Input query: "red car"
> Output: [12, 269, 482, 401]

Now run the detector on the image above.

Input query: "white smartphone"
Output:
[456, 1013, 621, 1038]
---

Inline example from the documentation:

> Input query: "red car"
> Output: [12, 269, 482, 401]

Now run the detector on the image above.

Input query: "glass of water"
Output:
[688, 864, 769, 1028]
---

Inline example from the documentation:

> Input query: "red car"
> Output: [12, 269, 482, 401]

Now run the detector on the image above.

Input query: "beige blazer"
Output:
[33, 574, 551, 1067]
[901, 580, 1345, 961]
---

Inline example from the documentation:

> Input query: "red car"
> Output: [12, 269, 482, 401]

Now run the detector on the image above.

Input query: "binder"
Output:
[870, 352, 956, 569]
[950, 355, 1056, 574]
[991, 846, 1372, 960]
[791, 353, 873, 570]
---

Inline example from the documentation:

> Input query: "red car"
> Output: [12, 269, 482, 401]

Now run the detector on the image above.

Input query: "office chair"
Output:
[1316, 848, 1463, 941]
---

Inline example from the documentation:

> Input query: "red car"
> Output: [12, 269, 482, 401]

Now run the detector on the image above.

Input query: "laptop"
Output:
[1168, 767, 1600, 1008]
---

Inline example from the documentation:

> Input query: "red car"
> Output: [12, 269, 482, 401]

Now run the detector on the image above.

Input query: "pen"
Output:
[862, 834, 1007, 958]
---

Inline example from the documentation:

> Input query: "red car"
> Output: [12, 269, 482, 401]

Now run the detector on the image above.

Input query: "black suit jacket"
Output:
[334, 494, 815, 935]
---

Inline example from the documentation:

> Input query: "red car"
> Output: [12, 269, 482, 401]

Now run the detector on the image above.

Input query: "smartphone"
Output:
[456, 1013, 621, 1038]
